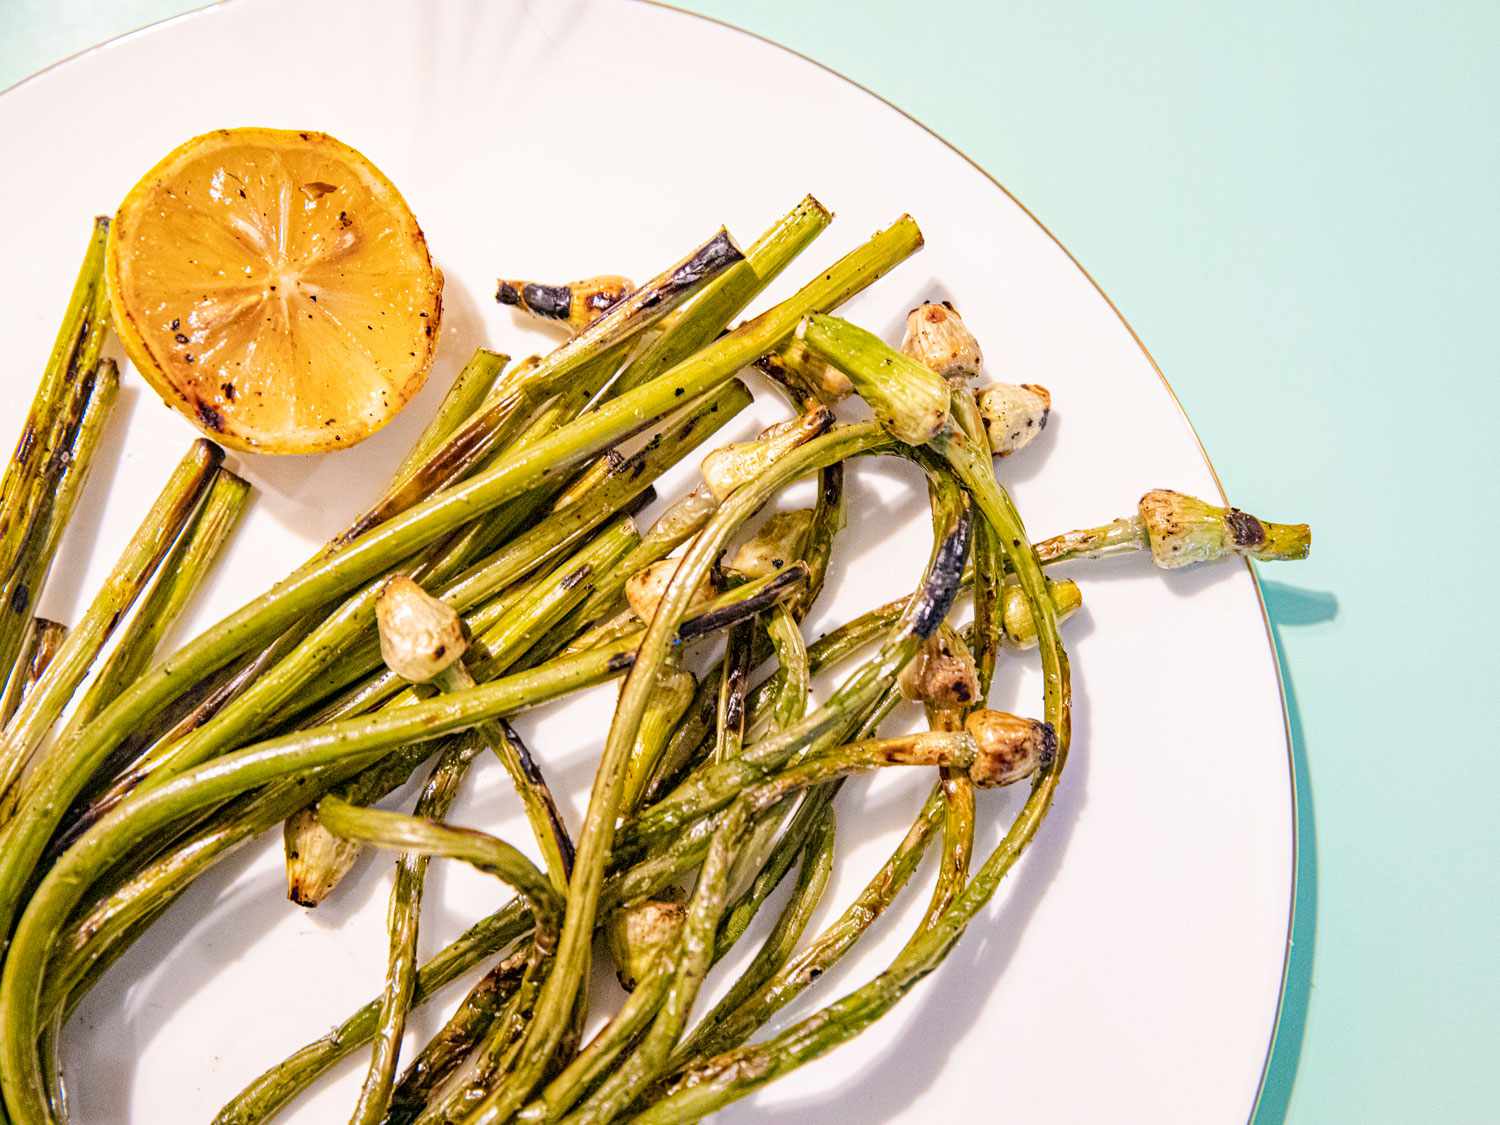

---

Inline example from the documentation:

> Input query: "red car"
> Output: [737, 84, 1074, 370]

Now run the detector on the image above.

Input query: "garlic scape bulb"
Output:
[1138, 489, 1311, 569]
[496, 274, 634, 333]
[375, 576, 466, 684]
[800, 313, 951, 446]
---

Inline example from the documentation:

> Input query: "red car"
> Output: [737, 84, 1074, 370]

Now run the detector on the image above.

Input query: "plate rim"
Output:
[0, 2, 1299, 1120]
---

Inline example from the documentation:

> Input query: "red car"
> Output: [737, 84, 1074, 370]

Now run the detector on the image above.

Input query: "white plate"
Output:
[0, 2, 1293, 1121]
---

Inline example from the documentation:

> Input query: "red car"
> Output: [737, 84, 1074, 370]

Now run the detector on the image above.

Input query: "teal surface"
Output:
[3, 3, 1495, 1122]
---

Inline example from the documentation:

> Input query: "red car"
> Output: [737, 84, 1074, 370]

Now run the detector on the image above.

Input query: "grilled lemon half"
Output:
[107, 128, 443, 454]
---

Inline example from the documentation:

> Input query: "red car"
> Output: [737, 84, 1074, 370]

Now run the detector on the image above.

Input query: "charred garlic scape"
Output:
[699, 407, 835, 502]
[1001, 578, 1084, 648]
[607, 886, 688, 992]
[1137, 489, 1311, 569]
[375, 576, 467, 684]
[728, 509, 815, 580]
[496, 274, 635, 333]
[976, 383, 1052, 457]
[286, 579, 468, 908]
[802, 313, 952, 445]
[964, 709, 1057, 787]
[756, 334, 853, 404]
[285, 806, 360, 908]
[900, 301, 983, 383]
[898, 300, 1052, 457]
[625, 558, 717, 624]
[899, 622, 980, 712]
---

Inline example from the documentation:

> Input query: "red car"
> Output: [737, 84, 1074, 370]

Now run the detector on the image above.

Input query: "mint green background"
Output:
[3, 2, 1495, 1121]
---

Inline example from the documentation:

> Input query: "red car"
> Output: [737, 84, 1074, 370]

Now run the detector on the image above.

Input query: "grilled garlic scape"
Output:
[375, 576, 466, 684]
[757, 335, 853, 404]
[976, 382, 1052, 457]
[606, 887, 688, 991]
[1138, 489, 1312, 569]
[899, 622, 980, 711]
[728, 509, 815, 580]
[284, 808, 361, 908]
[699, 407, 835, 503]
[1000, 579, 1083, 648]
[900, 301, 983, 382]
[801, 313, 952, 446]
[625, 558, 717, 624]
[964, 709, 1057, 787]
[495, 274, 634, 333]
[650, 483, 720, 543]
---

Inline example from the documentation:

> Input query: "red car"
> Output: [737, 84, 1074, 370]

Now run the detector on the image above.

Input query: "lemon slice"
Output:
[107, 128, 443, 454]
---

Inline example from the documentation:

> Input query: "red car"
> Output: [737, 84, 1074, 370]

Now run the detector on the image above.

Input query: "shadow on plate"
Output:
[1251, 578, 1334, 1124]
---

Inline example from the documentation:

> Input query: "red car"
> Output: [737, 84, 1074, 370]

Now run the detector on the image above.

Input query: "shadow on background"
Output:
[1253, 579, 1335, 1123]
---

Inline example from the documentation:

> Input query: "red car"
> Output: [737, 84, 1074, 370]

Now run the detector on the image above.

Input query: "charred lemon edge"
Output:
[105, 127, 444, 455]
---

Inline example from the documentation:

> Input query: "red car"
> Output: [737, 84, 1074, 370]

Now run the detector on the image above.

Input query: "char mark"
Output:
[522, 283, 573, 321]
[1226, 509, 1266, 548]
[907, 504, 973, 639]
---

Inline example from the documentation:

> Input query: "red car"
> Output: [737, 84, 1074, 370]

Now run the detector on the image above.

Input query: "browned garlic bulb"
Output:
[963, 709, 1057, 787]
[284, 808, 361, 908]
[495, 275, 634, 333]
[900, 301, 983, 382]
[1138, 489, 1312, 569]
[976, 382, 1052, 457]
[606, 887, 688, 991]
[699, 406, 834, 502]
[757, 335, 853, 403]
[375, 576, 466, 684]
[650, 483, 720, 544]
[727, 509, 815, 579]
[899, 622, 980, 711]
[624, 558, 717, 624]
[1000, 579, 1084, 648]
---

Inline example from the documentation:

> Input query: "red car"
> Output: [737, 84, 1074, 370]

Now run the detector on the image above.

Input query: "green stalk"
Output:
[440, 668, 576, 892]
[318, 797, 565, 1114]
[285, 513, 635, 907]
[0, 356, 119, 692]
[611, 195, 831, 395]
[711, 615, 753, 764]
[129, 351, 524, 803]
[348, 736, 484, 1125]
[614, 461, 962, 858]
[0, 218, 109, 584]
[765, 603, 810, 734]
[0, 620, 66, 728]
[620, 659, 696, 815]
[91, 384, 710, 826]
[567, 733, 974, 1124]
[213, 907, 535, 1125]
[522, 484, 719, 671]
[524, 797, 838, 1124]
[653, 785, 946, 1099]
[388, 349, 509, 489]
[1037, 515, 1148, 562]
[0, 440, 222, 814]
[2, 633, 655, 1122]
[409, 342, 633, 587]
[643, 454, 840, 804]
[384, 951, 529, 1125]
[70, 468, 251, 729]
[289, 382, 745, 735]
[214, 795, 738, 1125]
[671, 801, 835, 1071]
[521, 229, 744, 400]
